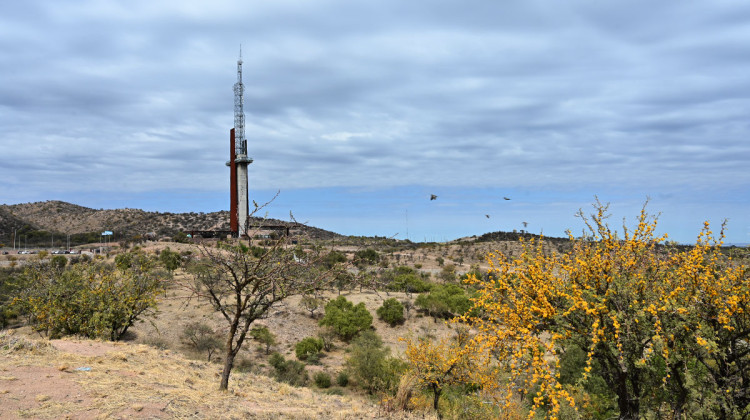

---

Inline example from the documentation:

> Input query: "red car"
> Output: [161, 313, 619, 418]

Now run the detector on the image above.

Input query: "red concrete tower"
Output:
[228, 128, 238, 233]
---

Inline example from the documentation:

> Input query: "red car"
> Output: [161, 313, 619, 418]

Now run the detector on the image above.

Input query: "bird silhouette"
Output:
[485, 214, 490, 218]
[430, 194, 438, 201]
[503, 197, 511, 201]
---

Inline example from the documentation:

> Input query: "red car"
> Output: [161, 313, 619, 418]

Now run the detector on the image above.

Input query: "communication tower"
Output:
[227, 47, 252, 237]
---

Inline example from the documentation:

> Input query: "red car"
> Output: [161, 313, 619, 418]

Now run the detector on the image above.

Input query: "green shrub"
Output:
[382, 266, 432, 293]
[0, 267, 22, 328]
[354, 249, 380, 267]
[142, 335, 169, 350]
[336, 371, 350, 387]
[314, 372, 332, 388]
[345, 330, 406, 394]
[159, 247, 182, 272]
[269, 352, 308, 387]
[322, 250, 347, 269]
[438, 264, 457, 282]
[376, 298, 405, 326]
[50, 255, 67, 270]
[12, 260, 164, 340]
[319, 296, 373, 341]
[172, 231, 190, 243]
[295, 337, 324, 361]
[415, 284, 473, 321]
[269, 352, 285, 369]
[234, 357, 253, 373]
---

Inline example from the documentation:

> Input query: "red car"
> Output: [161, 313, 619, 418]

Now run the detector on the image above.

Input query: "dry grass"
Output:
[1, 331, 434, 419]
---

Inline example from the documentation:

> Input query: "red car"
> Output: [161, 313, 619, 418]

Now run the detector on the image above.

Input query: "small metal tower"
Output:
[234, 47, 247, 157]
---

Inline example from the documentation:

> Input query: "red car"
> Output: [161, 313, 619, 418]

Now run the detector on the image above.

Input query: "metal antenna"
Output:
[234, 46, 246, 156]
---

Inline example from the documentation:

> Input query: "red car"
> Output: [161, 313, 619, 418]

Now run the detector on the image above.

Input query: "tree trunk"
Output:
[615, 370, 639, 420]
[431, 383, 442, 419]
[670, 363, 688, 417]
[220, 348, 236, 390]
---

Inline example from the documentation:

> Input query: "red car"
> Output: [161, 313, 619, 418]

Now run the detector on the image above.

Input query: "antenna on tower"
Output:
[234, 46, 246, 156]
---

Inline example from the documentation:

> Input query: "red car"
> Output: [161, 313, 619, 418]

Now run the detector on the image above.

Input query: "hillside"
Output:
[0, 200, 341, 246]
[0, 331, 428, 419]
[0, 206, 34, 238]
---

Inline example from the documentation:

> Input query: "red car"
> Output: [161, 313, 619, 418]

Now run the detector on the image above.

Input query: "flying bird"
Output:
[485, 214, 490, 219]
[430, 194, 438, 201]
[503, 197, 511, 201]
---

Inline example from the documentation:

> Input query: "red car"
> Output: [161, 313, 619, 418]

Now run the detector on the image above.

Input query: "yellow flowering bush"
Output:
[460, 200, 749, 419]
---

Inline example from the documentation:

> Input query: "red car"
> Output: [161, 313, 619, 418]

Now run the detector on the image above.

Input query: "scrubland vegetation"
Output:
[1, 201, 749, 419]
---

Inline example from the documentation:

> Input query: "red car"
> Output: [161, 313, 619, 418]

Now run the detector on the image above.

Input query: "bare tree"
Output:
[185, 225, 334, 390]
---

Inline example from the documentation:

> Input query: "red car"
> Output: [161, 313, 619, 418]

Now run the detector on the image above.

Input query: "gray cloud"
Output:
[1, 0, 749, 242]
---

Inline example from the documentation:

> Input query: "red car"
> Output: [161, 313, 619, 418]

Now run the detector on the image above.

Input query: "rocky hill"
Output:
[0, 200, 340, 246]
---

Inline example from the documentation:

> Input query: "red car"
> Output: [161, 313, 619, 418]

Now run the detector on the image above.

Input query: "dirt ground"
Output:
[0, 331, 434, 419]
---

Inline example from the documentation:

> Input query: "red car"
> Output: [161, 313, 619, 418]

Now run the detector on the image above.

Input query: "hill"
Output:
[0, 200, 341, 247]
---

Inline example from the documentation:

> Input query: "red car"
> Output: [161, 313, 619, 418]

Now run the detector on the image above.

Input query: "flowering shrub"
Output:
[458, 200, 750, 419]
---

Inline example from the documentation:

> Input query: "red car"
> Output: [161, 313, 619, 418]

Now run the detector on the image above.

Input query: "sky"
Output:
[1, 1, 749, 244]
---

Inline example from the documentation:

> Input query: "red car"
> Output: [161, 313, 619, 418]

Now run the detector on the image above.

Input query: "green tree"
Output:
[319, 296, 373, 341]
[249, 325, 276, 355]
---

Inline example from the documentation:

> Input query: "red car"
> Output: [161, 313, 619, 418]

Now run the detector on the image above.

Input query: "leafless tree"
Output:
[184, 219, 336, 390]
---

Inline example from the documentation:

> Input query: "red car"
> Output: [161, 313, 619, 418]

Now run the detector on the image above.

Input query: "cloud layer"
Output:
[1, 1, 749, 242]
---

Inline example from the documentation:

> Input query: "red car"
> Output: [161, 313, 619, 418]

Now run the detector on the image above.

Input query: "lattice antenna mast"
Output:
[234, 47, 247, 156]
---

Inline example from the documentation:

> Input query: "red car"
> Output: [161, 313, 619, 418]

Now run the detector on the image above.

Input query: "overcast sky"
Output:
[1, 0, 749, 244]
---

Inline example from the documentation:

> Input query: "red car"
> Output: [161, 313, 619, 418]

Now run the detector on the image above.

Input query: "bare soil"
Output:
[1, 331, 432, 419]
